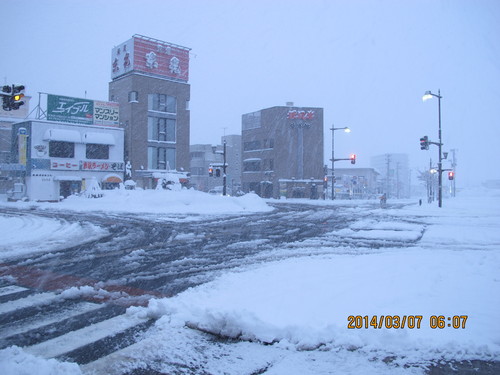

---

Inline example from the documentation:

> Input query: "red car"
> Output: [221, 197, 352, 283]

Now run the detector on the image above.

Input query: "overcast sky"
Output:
[2, 0, 499, 186]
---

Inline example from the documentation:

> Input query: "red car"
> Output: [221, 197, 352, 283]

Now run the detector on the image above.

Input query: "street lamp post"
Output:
[423, 90, 443, 207]
[330, 126, 351, 200]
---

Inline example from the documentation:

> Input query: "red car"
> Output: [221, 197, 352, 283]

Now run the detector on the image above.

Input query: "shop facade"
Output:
[11, 120, 124, 201]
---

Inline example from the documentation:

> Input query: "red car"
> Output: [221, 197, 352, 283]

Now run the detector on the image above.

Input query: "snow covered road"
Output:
[0, 188, 499, 374]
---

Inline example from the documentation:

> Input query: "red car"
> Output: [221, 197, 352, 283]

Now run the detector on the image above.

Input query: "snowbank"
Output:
[0, 214, 108, 261]
[0, 346, 82, 375]
[1, 189, 273, 218]
[133, 188, 500, 365]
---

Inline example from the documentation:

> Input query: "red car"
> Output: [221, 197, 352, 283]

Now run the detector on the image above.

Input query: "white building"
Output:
[11, 120, 124, 201]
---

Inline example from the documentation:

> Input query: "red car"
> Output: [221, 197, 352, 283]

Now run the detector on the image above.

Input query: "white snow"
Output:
[0, 214, 108, 261]
[129, 187, 500, 372]
[0, 189, 273, 219]
[1, 187, 499, 374]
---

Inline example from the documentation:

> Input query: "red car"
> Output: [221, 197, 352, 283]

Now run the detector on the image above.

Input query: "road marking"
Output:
[1, 301, 102, 338]
[24, 314, 148, 359]
[0, 292, 58, 315]
[0, 285, 28, 296]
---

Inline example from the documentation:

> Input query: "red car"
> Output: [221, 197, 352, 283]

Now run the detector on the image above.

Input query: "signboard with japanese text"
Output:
[46, 94, 119, 127]
[50, 160, 80, 170]
[111, 35, 190, 82]
[94, 101, 119, 126]
[47, 95, 94, 125]
[81, 161, 124, 172]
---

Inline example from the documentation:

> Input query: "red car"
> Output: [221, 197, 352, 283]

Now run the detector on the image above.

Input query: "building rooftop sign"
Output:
[46, 94, 119, 127]
[111, 34, 190, 82]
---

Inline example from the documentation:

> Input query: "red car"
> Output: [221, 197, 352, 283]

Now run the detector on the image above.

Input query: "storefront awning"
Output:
[44, 129, 82, 143]
[83, 132, 116, 145]
[103, 174, 122, 183]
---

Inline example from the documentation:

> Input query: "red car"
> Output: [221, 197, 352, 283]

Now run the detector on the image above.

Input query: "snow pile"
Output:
[133, 189, 500, 364]
[2, 189, 273, 217]
[0, 215, 108, 261]
[0, 346, 82, 375]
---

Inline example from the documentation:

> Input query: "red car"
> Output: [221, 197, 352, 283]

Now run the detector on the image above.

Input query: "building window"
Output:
[264, 159, 274, 171]
[190, 167, 205, 175]
[148, 94, 176, 113]
[86, 144, 109, 160]
[49, 141, 74, 158]
[128, 91, 138, 103]
[190, 152, 205, 159]
[243, 140, 261, 151]
[148, 147, 176, 170]
[243, 160, 261, 172]
[148, 117, 176, 142]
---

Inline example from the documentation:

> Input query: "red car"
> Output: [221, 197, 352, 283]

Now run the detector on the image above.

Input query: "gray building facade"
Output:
[241, 105, 324, 198]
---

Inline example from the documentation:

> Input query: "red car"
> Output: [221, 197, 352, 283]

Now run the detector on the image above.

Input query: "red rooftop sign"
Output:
[111, 34, 190, 82]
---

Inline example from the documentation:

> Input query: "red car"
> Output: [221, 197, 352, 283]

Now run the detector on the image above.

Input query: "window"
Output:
[190, 167, 205, 176]
[86, 144, 109, 160]
[243, 160, 261, 172]
[148, 117, 176, 142]
[148, 147, 176, 170]
[243, 140, 261, 151]
[190, 152, 205, 159]
[49, 141, 74, 158]
[128, 91, 138, 103]
[264, 159, 274, 171]
[148, 94, 176, 113]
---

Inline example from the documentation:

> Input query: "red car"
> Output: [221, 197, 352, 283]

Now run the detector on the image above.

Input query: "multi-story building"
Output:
[190, 134, 242, 194]
[108, 34, 191, 188]
[371, 153, 410, 198]
[241, 104, 324, 198]
[10, 119, 124, 201]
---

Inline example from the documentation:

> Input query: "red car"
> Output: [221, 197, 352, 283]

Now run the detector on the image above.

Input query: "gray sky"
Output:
[2, 0, 499, 186]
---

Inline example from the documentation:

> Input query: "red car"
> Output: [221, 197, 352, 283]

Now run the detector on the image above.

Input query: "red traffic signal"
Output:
[448, 171, 455, 180]
[208, 167, 214, 177]
[420, 136, 429, 150]
[350, 154, 356, 164]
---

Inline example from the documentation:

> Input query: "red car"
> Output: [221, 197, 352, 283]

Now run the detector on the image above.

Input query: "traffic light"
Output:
[208, 167, 214, 177]
[448, 171, 455, 180]
[420, 136, 429, 150]
[11, 85, 25, 110]
[350, 154, 356, 164]
[1, 84, 25, 111]
[215, 168, 221, 177]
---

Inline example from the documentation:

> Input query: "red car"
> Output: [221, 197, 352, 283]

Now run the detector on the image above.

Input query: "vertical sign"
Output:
[18, 128, 27, 166]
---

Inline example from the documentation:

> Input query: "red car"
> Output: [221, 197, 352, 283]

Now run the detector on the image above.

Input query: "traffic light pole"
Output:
[437, 90, 443, 208]
[223, 140, 227, 196]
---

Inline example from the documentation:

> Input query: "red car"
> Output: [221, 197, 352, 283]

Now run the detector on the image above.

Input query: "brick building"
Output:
[241, 104, 324, 198]
[108, 35, 190, 188]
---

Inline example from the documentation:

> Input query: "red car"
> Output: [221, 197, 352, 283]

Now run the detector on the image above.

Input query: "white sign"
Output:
[51, 160, 79, 170]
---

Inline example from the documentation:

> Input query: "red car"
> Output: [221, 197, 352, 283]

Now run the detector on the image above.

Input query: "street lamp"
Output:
[422, 89, 443, 207]
[330, 126, 351, 200]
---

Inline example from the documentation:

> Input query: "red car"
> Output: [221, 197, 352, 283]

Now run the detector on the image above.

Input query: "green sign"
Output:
[47, 94, 94, 125]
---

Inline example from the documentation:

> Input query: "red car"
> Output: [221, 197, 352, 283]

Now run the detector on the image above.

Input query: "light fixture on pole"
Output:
[330, 126, 351, 200]
[422, 89, 443, 207]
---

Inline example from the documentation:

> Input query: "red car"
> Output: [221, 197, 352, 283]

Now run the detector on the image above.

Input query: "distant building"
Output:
[10, 119, 124, 201]
[190, 134, 242, 194]
[109, 34, 191, 188]
[371, 153, 410, 198]
[241, 104, 324, 198]
[0, 96, 32, 193]
[330, 167, 380, 199]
